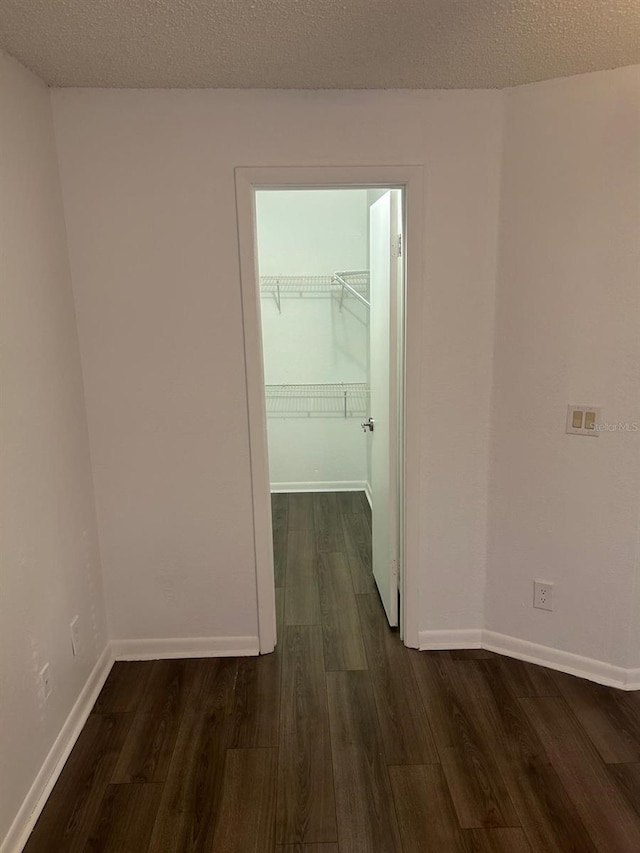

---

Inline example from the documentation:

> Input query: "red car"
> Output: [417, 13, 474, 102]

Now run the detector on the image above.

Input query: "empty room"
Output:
[1, 1, 640, 851]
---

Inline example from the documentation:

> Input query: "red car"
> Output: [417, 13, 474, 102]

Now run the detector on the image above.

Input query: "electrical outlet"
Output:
[70, 615, 81, 657]
[533, 580, 553, 611]
[39, 663, 52, 703]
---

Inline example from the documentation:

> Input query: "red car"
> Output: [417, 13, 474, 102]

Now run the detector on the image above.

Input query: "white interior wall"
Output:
[256, 189, 368, 276]
[51, 87, 502, 647]
[4, 58, 640, 853]
[256, 190, 369, 490]
[487, 66, 640, 673]
[0, 50, 108, 848]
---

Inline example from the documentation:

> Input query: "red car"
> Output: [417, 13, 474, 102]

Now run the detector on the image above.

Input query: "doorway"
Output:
[256, 186, 401, 634]
[235, 166, 424, 654]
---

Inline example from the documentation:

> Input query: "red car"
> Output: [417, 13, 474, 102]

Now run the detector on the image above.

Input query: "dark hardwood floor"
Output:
[24, 492, 640, 852]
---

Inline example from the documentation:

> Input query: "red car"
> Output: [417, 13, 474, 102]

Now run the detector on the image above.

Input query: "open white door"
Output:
[369, 190, 400, 627]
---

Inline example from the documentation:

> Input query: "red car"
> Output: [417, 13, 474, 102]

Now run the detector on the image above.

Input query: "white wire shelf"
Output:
[265, 382, 369, 418]
[260, 275, 334, 295]
[260, 271, 369, 312]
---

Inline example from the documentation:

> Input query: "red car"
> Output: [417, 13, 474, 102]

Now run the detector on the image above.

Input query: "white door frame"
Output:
[234, 165, 424, 653]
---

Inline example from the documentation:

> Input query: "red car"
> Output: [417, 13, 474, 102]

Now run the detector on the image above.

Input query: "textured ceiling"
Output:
[0, 0, 639, 89]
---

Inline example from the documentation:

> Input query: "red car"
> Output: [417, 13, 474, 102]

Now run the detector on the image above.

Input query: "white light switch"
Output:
[566, 404, 600, 436]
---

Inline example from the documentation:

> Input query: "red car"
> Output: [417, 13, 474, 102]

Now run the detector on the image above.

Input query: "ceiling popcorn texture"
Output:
[0, 0, 638, 89]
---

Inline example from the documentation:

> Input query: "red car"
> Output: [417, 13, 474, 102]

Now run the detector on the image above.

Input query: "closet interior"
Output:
[256, 189, 372, 496]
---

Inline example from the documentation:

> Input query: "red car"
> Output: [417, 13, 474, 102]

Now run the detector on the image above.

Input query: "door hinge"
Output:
[395, 234, 402, 257]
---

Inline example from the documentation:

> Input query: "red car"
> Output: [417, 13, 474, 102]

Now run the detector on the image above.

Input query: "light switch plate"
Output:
[566, 404, 600, 436]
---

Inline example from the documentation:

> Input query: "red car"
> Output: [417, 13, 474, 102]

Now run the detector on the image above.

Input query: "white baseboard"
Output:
[111, 635, 260, 661]
[482, 631, 640, 691]
[418, 629, 483, 650]
[7, 628, 636, 853]
[418, 628, 640, 691]
[2, 644, 114, 853]
[3, 633, 261, 852]
[270, 481, 367, 494]
[364, 481, 373, 508]
[625, 669, 640, 691]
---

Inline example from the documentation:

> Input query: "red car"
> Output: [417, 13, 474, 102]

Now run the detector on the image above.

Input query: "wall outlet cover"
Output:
[533, 580, 553, 611]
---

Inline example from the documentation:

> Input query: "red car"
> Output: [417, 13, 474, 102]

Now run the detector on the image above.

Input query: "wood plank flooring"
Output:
[24, 492, 640, 852]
